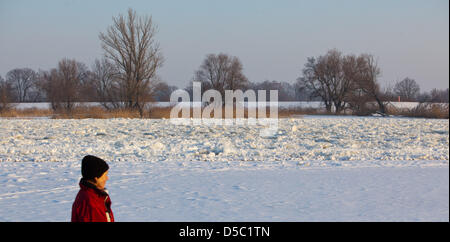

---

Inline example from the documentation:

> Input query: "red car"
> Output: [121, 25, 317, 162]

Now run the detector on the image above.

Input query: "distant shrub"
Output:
[387, 103, 449, 119]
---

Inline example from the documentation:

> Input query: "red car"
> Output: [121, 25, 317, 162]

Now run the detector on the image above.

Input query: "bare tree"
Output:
[416, 88, 450, 103]
[342, 54, 369, 114]
[300, 50, 390, 115]
[153, 82, 178, 102]
[346, 54, 387, 114]
[38, 59, 87, 112]
[380, 82, 397, 102]
[0, 75, 15, 112]
[37, 68, 59, 110]
[293, 80, 319, 101]
[89, 58, 121, 109]
[194, 53, 249, 100]
[58, 59, 87, 111]
[249, 80, 297, 101]
[5, 68, 37, 102]
[99, 8, 164, 116]
[430, 88, 449, 103]
[297, 57, 333, 111]
[394, 77, 420, 102]
[298, 49, 352, 113]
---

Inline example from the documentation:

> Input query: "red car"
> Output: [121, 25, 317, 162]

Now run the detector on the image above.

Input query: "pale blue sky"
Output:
[0, 0, 448, 91]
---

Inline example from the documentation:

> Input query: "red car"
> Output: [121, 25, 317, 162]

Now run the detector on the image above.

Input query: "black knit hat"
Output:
[81, 155, 109, 180]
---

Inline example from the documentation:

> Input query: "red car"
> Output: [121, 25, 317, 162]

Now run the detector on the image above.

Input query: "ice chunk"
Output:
[152, 142, 165, 151]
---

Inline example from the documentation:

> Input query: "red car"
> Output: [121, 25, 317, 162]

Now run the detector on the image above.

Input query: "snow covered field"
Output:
[0, 116, 448, 221]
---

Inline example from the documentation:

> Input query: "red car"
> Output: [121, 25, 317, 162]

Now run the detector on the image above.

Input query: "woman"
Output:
[71, 155, 114, 222]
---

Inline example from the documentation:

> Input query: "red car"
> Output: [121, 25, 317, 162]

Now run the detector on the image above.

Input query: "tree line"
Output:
[1, 9, 448, 115]
[296, 49, 449, 115]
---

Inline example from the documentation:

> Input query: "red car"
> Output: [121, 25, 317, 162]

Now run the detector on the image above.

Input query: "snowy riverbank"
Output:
[0, 161, 448, 221]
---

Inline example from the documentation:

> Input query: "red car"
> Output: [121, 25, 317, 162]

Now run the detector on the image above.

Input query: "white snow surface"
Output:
[0, 116, 448, 221]
[0, 162, 448, 222]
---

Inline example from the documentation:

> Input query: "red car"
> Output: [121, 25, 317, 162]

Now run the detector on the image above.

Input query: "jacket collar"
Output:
[79, 178, 109, 197]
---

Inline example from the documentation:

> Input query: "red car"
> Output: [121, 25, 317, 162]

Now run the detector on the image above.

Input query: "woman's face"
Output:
[95, 170, 109, 190]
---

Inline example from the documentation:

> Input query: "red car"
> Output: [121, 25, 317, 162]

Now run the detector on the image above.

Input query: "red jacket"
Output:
[71, 179, 114, 222]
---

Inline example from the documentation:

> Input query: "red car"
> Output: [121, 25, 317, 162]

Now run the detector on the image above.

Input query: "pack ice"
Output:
[0, 116, 448, 167]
